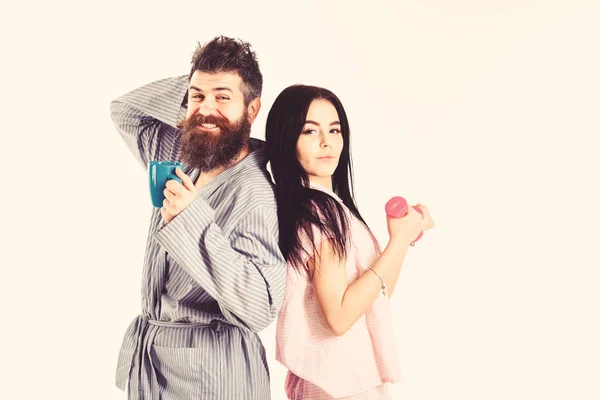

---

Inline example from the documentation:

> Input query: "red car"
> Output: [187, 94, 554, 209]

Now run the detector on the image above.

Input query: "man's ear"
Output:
[247, 98, 261, 123]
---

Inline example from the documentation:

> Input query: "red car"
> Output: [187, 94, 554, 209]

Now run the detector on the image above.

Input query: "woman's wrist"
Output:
[388, 233, 412, 248]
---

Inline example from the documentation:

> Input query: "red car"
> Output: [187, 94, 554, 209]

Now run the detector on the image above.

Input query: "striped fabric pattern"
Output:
[111, 76, 286, 400]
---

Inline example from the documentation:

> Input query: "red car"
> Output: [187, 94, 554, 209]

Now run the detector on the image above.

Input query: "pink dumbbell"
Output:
[385, 196, 424, 246]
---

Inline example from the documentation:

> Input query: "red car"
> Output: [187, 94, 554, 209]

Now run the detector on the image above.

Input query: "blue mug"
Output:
[149, 161, 184, 207]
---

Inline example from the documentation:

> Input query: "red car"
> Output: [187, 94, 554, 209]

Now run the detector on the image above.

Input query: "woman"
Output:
[266, 85, 434, 399]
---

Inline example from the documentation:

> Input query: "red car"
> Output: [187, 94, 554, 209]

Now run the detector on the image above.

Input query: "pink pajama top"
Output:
[276, 183, 402, 399]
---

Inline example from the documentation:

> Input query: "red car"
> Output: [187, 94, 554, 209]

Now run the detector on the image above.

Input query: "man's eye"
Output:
[217, 96, 230, 100]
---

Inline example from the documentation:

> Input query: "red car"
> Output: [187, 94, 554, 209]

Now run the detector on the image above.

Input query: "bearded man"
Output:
[111, 36, 285, 400]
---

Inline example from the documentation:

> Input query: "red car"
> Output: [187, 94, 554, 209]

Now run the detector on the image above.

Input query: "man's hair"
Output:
[189, 36, 263, 104]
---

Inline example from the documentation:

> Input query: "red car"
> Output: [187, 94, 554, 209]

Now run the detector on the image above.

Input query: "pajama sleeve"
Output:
[154, 196, 286, 332]
[110, 75, 189, 168]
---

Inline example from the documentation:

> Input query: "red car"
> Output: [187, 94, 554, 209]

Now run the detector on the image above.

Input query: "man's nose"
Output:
[198, 98, 217, 116]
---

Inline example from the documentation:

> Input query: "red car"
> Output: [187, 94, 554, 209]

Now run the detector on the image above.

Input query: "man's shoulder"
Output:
[228, 165, 276, 206]
[217, 139, 276, 212]
[214, 167, 276, 230]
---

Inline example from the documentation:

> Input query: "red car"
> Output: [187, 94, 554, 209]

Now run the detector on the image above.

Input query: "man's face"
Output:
[186, 70, 257, 124]
[179, 71, 261, 172]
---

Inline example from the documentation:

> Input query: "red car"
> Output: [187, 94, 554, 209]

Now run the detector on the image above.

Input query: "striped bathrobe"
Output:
[111, 76, 286, 400]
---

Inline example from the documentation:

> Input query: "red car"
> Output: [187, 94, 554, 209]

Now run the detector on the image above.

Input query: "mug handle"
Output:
[167, 173, 182, 184]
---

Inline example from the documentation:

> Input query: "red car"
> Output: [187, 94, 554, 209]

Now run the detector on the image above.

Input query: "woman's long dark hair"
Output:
[265, 85, 368, 277]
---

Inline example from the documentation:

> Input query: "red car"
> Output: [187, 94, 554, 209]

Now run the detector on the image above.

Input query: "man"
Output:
[112, 36, 286, 400]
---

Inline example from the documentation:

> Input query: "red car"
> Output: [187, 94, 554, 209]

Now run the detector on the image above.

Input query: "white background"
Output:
[2, 1, 599, 399]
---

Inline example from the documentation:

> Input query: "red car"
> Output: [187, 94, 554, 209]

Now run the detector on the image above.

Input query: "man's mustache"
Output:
[179, 113, 232, 131]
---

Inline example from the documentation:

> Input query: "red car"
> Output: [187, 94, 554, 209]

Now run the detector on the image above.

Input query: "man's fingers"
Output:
[176, 167, 195, 191]
[163, 188, 176, 202]
[165, 179, 184, 193]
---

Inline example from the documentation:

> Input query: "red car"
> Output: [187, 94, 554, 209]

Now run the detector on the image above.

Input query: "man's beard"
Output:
[179, 110, 251, 173]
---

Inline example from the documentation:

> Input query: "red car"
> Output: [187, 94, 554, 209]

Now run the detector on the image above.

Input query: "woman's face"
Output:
[296, 99, 344, 187]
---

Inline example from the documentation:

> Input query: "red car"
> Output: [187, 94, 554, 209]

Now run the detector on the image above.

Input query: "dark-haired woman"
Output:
[266, 85, 434, 399]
